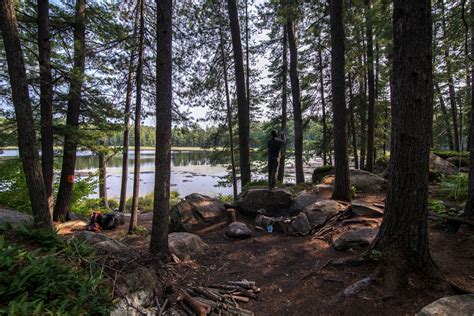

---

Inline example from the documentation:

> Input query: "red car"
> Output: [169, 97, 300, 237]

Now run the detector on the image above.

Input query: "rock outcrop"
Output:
[312, 165, 335, 184]
[169, 193, 227, 232]
[416, 295, 474, 316]
[291, 192, 320, 213]
[75, 231, 128, 252]
[225, 222, 252, 239]
[333, 228, 377, 251]
[0, 208, 33, 228]
[429, 153, 458, 179]
[321, 169, 387, 193]
[168, 232, 208, 260]
[302, 199, 347, 228]
[236, 188, 293, 217]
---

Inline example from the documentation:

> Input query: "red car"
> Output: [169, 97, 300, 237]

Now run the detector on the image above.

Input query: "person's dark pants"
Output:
[268, 157, 280, 189]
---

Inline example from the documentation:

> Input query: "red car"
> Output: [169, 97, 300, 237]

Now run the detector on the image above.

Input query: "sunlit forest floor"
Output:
[55, 186, 474, 315]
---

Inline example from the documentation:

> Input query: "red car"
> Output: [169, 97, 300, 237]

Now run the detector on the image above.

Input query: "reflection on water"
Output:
[1, 149, 234, 198]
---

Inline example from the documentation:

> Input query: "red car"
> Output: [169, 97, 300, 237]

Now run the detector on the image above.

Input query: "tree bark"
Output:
[54, 0, 86, 221]
[372, 0, 437, 292]
[0, 0, 52, 228]
[118, 15, 138, 214]
[435, 82, 455, 150]
[37, 0, 54, 212]
[329, 0, 351, 201]
[287, 15, 305, 184]
[150, 0, 172, 256]
[318, 38, 329, 166]
[98, 152, 109, 209]
[219, 9, 238, 200]
[463, 0, 474, 219]
[227, 0, 251, 187]
[245, 0, 250, 111]
[277, 25, 288, 181]
[349, 73, 359, 169]
[365, 0, 375, 172]
[440, 0, 460, 151]
[129, 0, 145, 233]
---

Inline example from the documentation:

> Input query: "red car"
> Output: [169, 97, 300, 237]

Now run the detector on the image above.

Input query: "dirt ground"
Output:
[69, 190, 474, 315]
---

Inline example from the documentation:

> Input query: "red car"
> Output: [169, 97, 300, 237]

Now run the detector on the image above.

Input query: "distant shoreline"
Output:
[0, 146, 220, 152]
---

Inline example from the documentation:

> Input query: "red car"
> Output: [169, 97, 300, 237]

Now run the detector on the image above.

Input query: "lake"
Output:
[0, 148, 317, 199]
[0, 149, 236, 199]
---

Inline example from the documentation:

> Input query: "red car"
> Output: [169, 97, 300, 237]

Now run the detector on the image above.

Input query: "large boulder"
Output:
[322, 169, 387, 193]
[169, 193, 227, 232]
[333, 228, 377, 251]
[75, 231, 128, 252]
[350, 202, 384, 218]
[429, 153, 458, 178]
[312, 165, 335, 183]
[168, 232, 208, 260]
[0, 208, 33, 228]
[416, 295, 474, 316]
[111, 266, 163, 316]
[236, 188, 293, 217]
[446, 156, 469, 168]
[302, 199, 347, 228]
[225, 222, 252, 239]
[291, 192, 320, 213]
[287, 212, 311, 235]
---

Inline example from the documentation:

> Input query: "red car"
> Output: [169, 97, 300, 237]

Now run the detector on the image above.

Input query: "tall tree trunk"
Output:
[365, 0, 375, 172]
[349, 73, 359, 169]
[129, 0, 145, 233]
[329, 0, 350, 201]
[219, 6, 238, 200]
[37, 0, 54, 212]
[245, 0, 250, 110]
[440, 0, 460, 151]
[435, 83, 454, 150]
[358, 50, 367, 169]
[277, 25, 288, 181]
[318, 39, 329, 166]
[54, 0, 86, 221]
[375, 41, 380, 100]
[372, 0, 437, 292]
[463, 0, 474, 219]
[0, 0, 52, 228]
[118, 15, 138, 214]
[98, 152, 109, 209]
[287, 15, 305, 184]
[150, 0, 172, 256]
[227, 0, 251, 187]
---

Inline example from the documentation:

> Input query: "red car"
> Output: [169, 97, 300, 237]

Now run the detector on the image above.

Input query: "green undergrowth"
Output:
[432, 150, 469, 160]
[0, 224, 113, 315]
[437, 173, 468, 202]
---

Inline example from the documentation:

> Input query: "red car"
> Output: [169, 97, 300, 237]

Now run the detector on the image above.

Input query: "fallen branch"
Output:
[428, 213, 474, 226]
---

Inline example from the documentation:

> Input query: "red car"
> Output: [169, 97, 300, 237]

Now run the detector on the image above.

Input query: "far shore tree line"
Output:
[1, 0, 474, 292]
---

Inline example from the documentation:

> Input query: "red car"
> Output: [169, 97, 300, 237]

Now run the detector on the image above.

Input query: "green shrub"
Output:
[0, 159, 97, 216]
[0, 159, 31, 212]
[0, 230, 112, 315]
[438, 173, 468, 201]
[432, 150, 469, 160]
[107, 199, 119, 209]
[216, 194, 234, 203]
[125, 191, 181, 213]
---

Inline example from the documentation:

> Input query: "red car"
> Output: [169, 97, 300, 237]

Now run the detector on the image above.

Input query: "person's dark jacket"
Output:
[267, 137, 285, 159]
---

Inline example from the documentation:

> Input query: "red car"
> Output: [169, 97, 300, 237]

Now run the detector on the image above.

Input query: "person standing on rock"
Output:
[268, 130, 285, 189]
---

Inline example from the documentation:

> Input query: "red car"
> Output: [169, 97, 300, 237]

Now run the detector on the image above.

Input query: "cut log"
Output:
[227, 209, 236, 223]
[179, 290, 211, 316]
[195, 221, 227, 234]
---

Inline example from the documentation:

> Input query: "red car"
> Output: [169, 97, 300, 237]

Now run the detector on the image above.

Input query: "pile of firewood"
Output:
[176, 280, 260, 316]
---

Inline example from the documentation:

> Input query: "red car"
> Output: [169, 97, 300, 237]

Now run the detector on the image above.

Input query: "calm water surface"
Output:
[0, 149, 235, 198]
